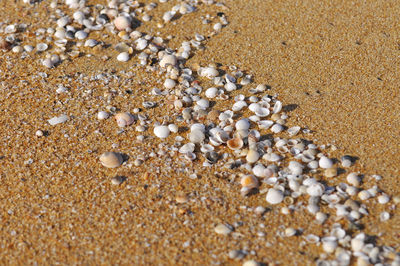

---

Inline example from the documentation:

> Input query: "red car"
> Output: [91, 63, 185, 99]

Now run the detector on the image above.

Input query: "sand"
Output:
[0, 0, 399, 265]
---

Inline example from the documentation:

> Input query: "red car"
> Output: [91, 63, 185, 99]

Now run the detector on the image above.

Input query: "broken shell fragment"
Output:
[100, 152, 123, 168]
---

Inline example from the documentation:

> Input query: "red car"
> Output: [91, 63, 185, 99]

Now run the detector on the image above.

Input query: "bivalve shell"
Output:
[227, 137, 244, 150]
[319, 156, 333, 169]
[154, 125, 170, 139]
[100, 152, 123, 168]
[115, 112, 135, 127]
[266, 188, 284, 204]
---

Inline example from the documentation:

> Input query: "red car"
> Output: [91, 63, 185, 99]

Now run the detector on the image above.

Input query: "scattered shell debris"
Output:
[0, 0, 397, 265]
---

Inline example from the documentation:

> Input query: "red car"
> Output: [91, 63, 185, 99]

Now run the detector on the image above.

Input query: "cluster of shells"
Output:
[8, 0, 398, 265]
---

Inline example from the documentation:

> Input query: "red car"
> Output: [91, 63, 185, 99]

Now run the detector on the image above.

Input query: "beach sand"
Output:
[0, 0, 398, 264]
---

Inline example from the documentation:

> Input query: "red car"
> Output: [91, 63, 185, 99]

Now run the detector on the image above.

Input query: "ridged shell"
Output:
[99, 152, 123, 168]
[115, 112, 135, 127]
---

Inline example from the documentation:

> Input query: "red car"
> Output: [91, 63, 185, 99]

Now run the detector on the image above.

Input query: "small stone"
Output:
[324, 168, 337, 177]
[111, 176, 125, 185]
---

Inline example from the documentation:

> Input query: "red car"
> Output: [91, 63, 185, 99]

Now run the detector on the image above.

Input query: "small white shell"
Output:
[305, 234, 320, 243]
[159, 54, 177, 68]
[205, 87, 218, 98]
[379, 211, 390, 221]
[214, 223, 232, 235]
[288, 126, 301, 136]
[225, 82, 237, 92]
[189, 130, 205, 143]
[236, 119, 250, 131]
[75, 30, 88, 40]
[115, 113, 134, 127]
[191, 123, 206, 133]
[321, 237, 338, 253]
[85, 39, 98, 47]
[285, 228, 297, 237]
[200, 67, 219, 79]
[271, 124, 284, 133]
[377, 194, 390, 204]
[196, 99, 209, 110]
[257, 120, 274, 129]
[240, 175, 259, 188]
[97, 111, 109, 120]
[135, 38, 148, 50]
[254, 106, 270, 117]
[288, 161, 304, 175]
[232, 101, 247, 112]
[246, 149, 260, 164]
[273, 101, 282, 114]
[114, 16, 131, 31]
[346, 172, 361, 187]
[263, 153, 281, 162]
[99, 152, 123, 168]
[351, 238, 364, 252]
[154, 125, 170, 139]
[168, 124, 179, 133]
[36, 43, 48, 52]
[117, 52, 130, 62]
[48, 114, 69, 125]
[266, 188, 284, 204]
[319, 156, 333, 169]
[307, 183, 325, 197]
[252, 164, 273, 178]
[179, 143, 195, 154]
[163, 78, 176, 89]
[358, 190, 371, 200]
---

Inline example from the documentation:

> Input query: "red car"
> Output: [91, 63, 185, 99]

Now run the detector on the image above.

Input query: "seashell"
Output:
[160, 54, 177, 68]
[271, 123, 284, 133]
[331, 227, 346, 239]
[288, 126, 301, 136]
[114, 16, 131, 31]
[115, 112, 135, 127]
[163, 78, 176, 89]
[254, 106, 270, 117]
[111, 176, 125, 185]
[377, 194, 390, 204]
[380, 211, 390, 221]
[307, 183, 325, 197]
[324, 167, 337, 178]
[215, 131, 230, 143]
[273, 101, 282, 114]
[184, 152, 196, 161]
[249, 115, 260, 122]
[179, 143, 195, 154]
[154, 125, 170, 139]
[189, 130, 205, 143]
[48, 114, 69, 125]
[117, 52, 130, 62]
[315, 212, 328, 224]
[246, 149, 260, 164]
[240, 175, 259, 188]
[351, 238, 364, 252]
[214, 223, 232, 235]
[37, 43, 48, 52]
[75, 30, 88, 40]
[341, 155, 353, 167]
[346, 172, 361, 187]
[307, 204, 320, 214]
[257, 120, 274, 129]
[319, 156, 333, 169]
[99, 152, 123, 168]
[168, 124, 178, 133]
[196, 99, 209, 110]
[288, 161, 304, 175]
[266, 188, 284, 204]
[200, 67, 219, 79]
[263, 153, 281, 162]
[225, 82, 237, 92]
[252, 164, 273, 178]
[285, 228, 297, 237]
[227, 137, 243, 150]
[191, 123, 206, 133]
[232, 101, 247, 112]
[97, 111, 109, 120]
[200, 144, 214, 153]
[236, 119, 250, 131]
[305, 234, 319, 244]
[205, 87, 218, 98]
[321, 237, 338, 253]
[358, 190, 371, 200]
[209, 137, 222, 146]
[205, 151, 219, 164]
[85, 39, 98, 47]
[235, 129, 248, 138]
[307, 160, 319, 169]
[249, 103, 260, 112]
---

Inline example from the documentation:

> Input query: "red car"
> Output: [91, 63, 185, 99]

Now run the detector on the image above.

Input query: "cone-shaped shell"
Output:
[115, 112, 135, 127]
[100, 152, 123, 168]
[227, 137, 243, 150]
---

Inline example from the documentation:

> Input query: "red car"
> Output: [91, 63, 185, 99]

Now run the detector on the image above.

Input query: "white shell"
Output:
[236, 119, 250, 131]
[225, 82, 237, 92]
[246, 149, 260, 164]
[189, 130, 205, 143]
[252, 164, 273, 178]
[288, 161, 304, 175]
[377, 194, 390, 204]
[200, 67, 219, 78]
[257, 120, 273, 129]
[351, 238, 364, 252]
[117, 52, 130, 62]
[196, 99, 209, 110]
[164, 78, 176, 89]
[322, 237, 338, 253]
[168, 124, 179, 133]
[263, 153, 281, 162]
[154, 125, 170, 139]
[85, 39, 98, 47]
[271, 124, 284, 133]
[214, 223, 232, 235]
[135, 38, 148, 50]
[115, 113, 135, 127]
[319, 156, 333, 169]
[205, 87, 218, 98]
[266, 188, 284, 204]
[307, 183, 325, 197]
[75, 30, 88, 40]
[288, 126, 301, 136]
[114, 16, 131, 31]
[159, 54, 177, 68]
[346, 172, 361, 187]
[36, 43, 48, 52]
[232, 101, 247, 112]
[179, 143, 195, 154]
[380, 211, 390, 221]
[48, 114, 68, 125]
[97, 111, 109, 120]
[254, 106, 270, 117]
[191, 123, 206, 133]
[273, 101, 282, 114]
[99, 152, 123, 168]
